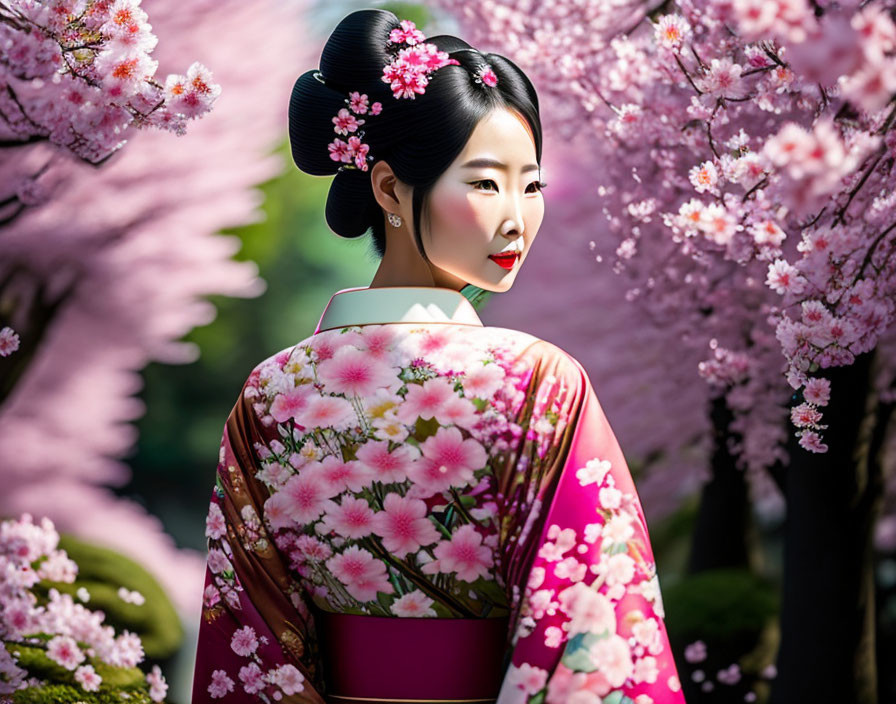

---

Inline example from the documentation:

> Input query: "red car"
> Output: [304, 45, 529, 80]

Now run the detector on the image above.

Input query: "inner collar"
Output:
[314, 285, 485, 334]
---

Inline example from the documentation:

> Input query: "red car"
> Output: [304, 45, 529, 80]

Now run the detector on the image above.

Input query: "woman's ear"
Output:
[370, 160, 404, 215]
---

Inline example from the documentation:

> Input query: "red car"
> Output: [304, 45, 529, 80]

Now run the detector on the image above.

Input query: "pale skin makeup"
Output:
[368, 107, 545, 292]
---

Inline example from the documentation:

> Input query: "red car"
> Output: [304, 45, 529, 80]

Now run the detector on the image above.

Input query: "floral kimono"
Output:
[192, 285, 686, 704]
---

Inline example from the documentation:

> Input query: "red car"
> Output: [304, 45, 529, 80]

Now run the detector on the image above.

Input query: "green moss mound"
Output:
[30, 532, 183, 659]
[5, 642, 155, 703]
[11, 682, 159, 704]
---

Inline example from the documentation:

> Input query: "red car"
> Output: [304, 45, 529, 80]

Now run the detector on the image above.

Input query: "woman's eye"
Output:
[471, 179, 548, 193]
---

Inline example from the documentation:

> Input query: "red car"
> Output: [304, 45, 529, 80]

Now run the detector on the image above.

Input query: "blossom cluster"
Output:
[0, 512, 168, 701]
[380, 41, 461, 100]
[0, 0, 221, 169]
[326, 90, 382, 172]
[0, 326, 20, 356]
[433, 0, 896, 464]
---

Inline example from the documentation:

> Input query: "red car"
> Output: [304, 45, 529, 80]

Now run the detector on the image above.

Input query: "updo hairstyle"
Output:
[288, 8, 542, 261]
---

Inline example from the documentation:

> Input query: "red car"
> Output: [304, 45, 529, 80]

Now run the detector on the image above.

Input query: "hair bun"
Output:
[319, 9, 401, 88]
[326, 168, 380, 239]
[288, 69, 352, 176]
[288, 9, 400, 178]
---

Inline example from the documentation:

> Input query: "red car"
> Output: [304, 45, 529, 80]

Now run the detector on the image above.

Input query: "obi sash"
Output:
[315, 608, 510, 703]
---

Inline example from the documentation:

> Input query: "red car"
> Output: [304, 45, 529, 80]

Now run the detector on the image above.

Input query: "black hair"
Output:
[288, 8, 542, 263]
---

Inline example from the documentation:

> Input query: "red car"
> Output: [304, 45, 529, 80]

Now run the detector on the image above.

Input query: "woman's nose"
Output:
[503, 197, 525, 235]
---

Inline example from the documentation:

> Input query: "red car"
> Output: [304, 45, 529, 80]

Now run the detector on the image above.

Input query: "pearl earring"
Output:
[387, 212, 402, 227]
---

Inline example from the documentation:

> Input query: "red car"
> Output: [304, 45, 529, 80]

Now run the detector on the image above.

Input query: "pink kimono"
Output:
[192, 286, 687, 704]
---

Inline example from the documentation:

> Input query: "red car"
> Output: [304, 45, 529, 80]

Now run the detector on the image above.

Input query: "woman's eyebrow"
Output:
[460, 157, 540, 173]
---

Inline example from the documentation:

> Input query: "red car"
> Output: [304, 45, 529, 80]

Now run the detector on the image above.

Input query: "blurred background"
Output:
[2, 0, 895, 702]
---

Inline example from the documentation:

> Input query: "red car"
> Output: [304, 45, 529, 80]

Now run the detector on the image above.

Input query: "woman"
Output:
[192, 9, 687, 704]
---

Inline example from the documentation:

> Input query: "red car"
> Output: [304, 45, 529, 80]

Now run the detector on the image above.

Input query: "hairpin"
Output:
[474, 66, 498, 87]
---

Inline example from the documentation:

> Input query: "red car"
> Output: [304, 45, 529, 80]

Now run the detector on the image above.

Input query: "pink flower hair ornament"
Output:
[475, 66, 499, 87]
[318, 18, 497, 173]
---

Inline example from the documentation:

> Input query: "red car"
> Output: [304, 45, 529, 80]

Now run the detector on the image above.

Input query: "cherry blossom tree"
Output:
[0, 0, 220, 224]
[430, 0, 896, 700]
[0, 0, 313, 619]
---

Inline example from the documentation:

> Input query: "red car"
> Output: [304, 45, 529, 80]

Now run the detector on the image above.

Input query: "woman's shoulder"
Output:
[480, 325, 585, 366]
[243, 324, 584, 385]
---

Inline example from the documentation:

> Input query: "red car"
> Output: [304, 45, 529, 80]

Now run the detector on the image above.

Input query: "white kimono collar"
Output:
[314, 285, 485, 334]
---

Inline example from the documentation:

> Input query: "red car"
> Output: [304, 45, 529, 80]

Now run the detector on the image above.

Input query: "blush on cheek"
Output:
[431, 189, 480, 229]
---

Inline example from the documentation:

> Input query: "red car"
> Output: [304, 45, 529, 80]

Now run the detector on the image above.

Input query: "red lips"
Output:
[488, 251, 520, 270]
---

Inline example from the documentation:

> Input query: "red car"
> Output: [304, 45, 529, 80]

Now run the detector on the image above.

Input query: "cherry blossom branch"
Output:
[833, 144, 887, 226]
[851, 220, 896, 287]
[674, 52, 703, 95]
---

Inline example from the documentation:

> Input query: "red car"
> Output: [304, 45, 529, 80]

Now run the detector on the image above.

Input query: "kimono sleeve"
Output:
[496, 352, 687, 704]
[192, 380, 326, 704]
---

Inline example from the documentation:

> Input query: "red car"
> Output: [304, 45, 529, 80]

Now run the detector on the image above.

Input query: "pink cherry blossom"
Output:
[803, 377, 831, 405]
[348, 91, 370, 114]
[841, 54, 896, 113]
[328, 137, 353, 163]
[230, 625, 258, 656]
[685, 640, 707, 663]
[355, 440, 416, 484]
[434, 395, 480, 429]
[557, 581, 616, 636]
[408, 426, 487, 495]
[369, 491, 441, 557]
[273, 470, 341, 525]
[325, 545, 395, 602]
[479, 66, 498, 86]
[294, 534, 333, 563]
[74, 664, 102, 691]
[576, 457, 612, 487]
[396, 376, 457, 423]
[146, 664, 168, 702]
[351, 326, 397, 359]
[390, 589, 437, 617]
[654, 14, 691, 50]
[239, 662, 266, 694]
[506, 662, 549, 694]
[205, 501, 226, 539]
[208, 669, 234, 698]
[460, 362, 506, 399]
[798, 429, 829, 453]
[320, 495, 377, 539]
[688, 160, 720, 194]
[0, 327, 21, 356]
[317, 345, 397, 397]
[107, 630, 144, 668]
[430, 524, 493, 582]
[389, 19, 427, 46]
[698, 58, 745, 98]
[766, 259, 807, 295]
[294, 395, 357, 431]
[269, 663, 305, 695]
[353, 141, 371, 171]
[206, 548, 232, 574]
[316, 454, 373, 493]
[332, 107, 365, 135]
[270, 385, 314, 423]
[47, 635, 86, 670]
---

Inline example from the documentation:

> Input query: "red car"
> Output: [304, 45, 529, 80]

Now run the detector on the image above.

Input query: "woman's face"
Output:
[419, 108, 545, 292]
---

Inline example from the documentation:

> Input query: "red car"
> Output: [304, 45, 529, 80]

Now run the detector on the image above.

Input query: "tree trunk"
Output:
[770, 348, 885, 704]
[687, 394, 762, 574]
